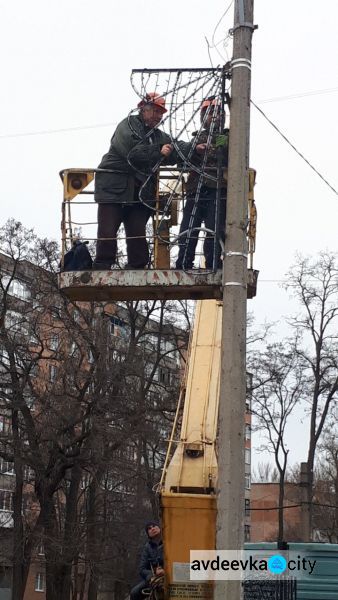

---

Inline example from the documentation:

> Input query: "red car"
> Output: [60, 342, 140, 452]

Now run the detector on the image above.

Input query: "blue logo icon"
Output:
[268, 554, 287, 574]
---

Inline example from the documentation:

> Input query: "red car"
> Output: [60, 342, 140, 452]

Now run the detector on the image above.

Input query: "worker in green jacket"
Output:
[176, 96, 228, 270]
[94, 93, 203, 270]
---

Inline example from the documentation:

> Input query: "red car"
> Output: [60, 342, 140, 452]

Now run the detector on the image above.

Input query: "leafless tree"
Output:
[250, 342, 305, 543]
[0, 219, 189, 599]
[251, 461, 279, 483]
[312, 430, 338, 542]
[285, 252, 338, 538]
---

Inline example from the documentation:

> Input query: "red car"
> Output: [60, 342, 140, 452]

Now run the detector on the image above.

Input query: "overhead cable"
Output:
[0, 121, 117, 139]
[257, 85, 338, 104]
[251, 100, 338, 197]
[1, 85, 337, 139]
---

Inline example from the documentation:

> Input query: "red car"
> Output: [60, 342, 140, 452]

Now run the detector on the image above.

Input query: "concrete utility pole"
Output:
[215, 1, 255, 599]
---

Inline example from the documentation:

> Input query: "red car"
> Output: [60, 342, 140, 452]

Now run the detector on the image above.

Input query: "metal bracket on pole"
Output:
[230, 23, 258, 34]
[224, 282, 246, 287]
[231, 58, 252, 71]
[226, 251, 248, 259]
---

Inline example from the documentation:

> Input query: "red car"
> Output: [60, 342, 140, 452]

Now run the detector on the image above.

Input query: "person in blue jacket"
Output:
[130, 521, 164, 600]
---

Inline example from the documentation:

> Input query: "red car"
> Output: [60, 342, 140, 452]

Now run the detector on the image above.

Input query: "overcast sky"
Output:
[1, 0, 338, 468]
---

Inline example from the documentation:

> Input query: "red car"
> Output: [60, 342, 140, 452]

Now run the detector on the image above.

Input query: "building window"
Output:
[80, 472, 91, 490]
[70, 341, 80, 357]
[85, 382, 95, 396]
[245, 474, 251, 490]
[0, 415, 12, 436]
[24, 394, 34, 409]
[0, 348, 10, 366]
[5, 310, 25, 333]
[124, 444, 135, 461]
[245, 498, 250, 517]
[35, 572, 45, 592]
[0, 490, 13, 511]
[30, 362, 39, 378]
[159, 367, 171, 385]
[24, 465, 35, 482]
[110, 316, 128, 338]
[245, 424, 251, 440]
[29, 332, 40, 346]
[2, 276, 30, 301]
[160, 338, 176, 353]
[49, 336, 59, 351]
[145, 333, 157, 349]
[110, 349, 120, 363]
[49, 365, 57, 382]
[244, 524, 250, 542]
[0, 459, 14, 475]
[245, 448, 251, 464]
[73, 309, 81, 323]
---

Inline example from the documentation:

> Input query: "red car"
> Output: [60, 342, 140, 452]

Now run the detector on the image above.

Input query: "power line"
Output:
[251, 100, 338, 197]
[257, 86, 338, 104]
[250, 501, 338, 511]
[0, 85, 337, 139]
[0, 121, 117, 139]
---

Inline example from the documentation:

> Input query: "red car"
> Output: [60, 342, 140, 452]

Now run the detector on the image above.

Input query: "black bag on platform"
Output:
[62, 241, 93, 271]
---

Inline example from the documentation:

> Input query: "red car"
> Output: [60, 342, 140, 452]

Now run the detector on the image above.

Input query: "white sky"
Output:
[1, 0, 338, 468]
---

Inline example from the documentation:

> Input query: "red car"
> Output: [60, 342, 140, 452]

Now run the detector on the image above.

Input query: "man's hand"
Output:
[160, 144, 173, 157]
[196, 143, 207, 154]
[155, 567, 165, 576]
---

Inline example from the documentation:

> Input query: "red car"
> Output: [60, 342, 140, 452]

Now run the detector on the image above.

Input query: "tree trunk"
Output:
[278, 473, 285, 544]
[59, 465, 82, 599]
[11, 409, 25, 600]
[87, 476, 100, 600]
[44, 500, 62, 600]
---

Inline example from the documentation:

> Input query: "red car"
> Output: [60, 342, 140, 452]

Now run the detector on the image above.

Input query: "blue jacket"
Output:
[139, 539, 164, 582]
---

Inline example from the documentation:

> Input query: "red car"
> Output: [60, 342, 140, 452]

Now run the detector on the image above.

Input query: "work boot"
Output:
[124, 264, 146, 270]
[92, 261, 111, 270]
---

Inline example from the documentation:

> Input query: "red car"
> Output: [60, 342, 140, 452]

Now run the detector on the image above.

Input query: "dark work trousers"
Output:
[130, 580, 148, 600]
[95, 203, 152, 268]
[176, 187, 226, 269]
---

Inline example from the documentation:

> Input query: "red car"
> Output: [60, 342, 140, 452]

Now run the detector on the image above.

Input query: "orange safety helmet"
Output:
[200, 97, 222, 112]
[137, 92, 167, 113]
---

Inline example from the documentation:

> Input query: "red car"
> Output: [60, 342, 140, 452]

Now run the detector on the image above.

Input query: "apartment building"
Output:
[0, 251, 187, 599]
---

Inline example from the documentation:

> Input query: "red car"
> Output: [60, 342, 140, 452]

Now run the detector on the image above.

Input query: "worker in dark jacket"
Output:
[130, 521, 164, 600]
[94, 93, 195, 270]
[176, 97, 229, 270]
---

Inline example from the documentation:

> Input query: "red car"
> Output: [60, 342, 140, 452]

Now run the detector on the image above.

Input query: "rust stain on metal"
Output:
[59, 269, 226, 302]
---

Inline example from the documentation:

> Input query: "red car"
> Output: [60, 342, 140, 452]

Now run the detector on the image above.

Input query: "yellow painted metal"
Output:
[160, 295, 252, 597]
[163, 300, 222, 492]
[160, 301, 221, 598]
[63, 169, 94, 201]
[161, 492, 215, 599]
[170, 197, 178, 227]
[154, 218, 171, 269]
[247, 168, 257, 269]
[154, 171, 183, 267]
